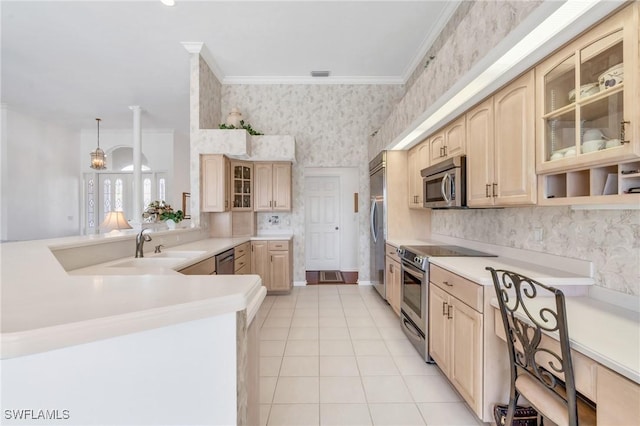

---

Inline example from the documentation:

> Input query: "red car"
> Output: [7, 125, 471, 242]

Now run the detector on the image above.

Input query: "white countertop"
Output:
[491, 296, 640, 384]
[387, 237, 594, 287]
[1, 234, 267, 359]
[429, 257, 593, 287]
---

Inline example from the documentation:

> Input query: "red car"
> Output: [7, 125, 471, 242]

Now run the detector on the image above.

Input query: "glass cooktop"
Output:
[405, 245, 496, 258]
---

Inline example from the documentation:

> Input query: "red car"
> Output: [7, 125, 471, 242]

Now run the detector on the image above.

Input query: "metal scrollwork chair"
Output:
[486, 267, 596, 426]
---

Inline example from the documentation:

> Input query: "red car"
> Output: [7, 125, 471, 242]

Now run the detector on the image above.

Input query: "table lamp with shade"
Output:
[100, 211, 132, 233]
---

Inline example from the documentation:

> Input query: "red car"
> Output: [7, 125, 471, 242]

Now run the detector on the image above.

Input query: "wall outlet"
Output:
[533, 227, 544, 242]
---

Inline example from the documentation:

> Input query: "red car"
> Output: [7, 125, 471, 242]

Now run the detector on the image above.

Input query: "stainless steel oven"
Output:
[398, 244, 496, 363]
[398, 246, 431, 362]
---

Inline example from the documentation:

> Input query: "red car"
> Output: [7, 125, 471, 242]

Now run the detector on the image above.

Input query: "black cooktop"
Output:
[404, 245, 496, 258]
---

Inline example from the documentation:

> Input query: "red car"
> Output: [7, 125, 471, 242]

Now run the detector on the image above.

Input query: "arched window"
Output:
[87, 178, 95, 228]
[143, 178, 152, 207]
[158, 178, 166, 201]
[115, 179, 124, 211]
[103, 179, 112, 213]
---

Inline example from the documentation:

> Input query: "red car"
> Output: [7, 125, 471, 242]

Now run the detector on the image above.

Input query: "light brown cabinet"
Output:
[251, 239, 292, 293]
[597, 365, 640, 425]
[384, 243, 401, 316]
[429, 285, 483, 416]
[178, 257, 216, 275]
[536, 3, 639, 175]
[234, 241, 251, 274]
[201, 154, 230, 212]
[407, 141, 429, 208]
[467, 70, 537, 207]
[254, 163, 292, 211]
[429, 116, 466, 165]
[231, 161, 253, 211]
[535, 3, 640, 206]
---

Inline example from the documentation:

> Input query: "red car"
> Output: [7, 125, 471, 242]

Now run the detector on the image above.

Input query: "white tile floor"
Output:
[254, 285, 483, 426]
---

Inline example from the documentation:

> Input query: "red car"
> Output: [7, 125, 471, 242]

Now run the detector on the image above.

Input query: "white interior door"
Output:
[305, 176, 340, 271]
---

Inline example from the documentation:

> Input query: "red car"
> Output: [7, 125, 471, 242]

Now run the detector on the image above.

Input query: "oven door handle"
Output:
[441, 172, 452, 204]
[402, 317, 423, 339]
[402, 261, 425, 278]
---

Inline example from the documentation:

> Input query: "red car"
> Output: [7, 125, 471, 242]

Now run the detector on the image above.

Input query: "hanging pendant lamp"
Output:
[90, 118, 107, 170]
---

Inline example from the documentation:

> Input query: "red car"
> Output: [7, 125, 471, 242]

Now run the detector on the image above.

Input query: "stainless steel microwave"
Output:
[421, 156, 467, 209]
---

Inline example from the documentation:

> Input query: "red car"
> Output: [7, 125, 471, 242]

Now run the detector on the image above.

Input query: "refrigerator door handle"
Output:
[370, 199, 377, 243]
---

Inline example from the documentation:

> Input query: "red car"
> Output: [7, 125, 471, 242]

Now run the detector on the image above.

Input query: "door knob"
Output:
[335, 227, 339, 230]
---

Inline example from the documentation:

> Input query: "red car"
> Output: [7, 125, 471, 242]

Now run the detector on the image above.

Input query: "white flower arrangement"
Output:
[142, 200, 184, 223]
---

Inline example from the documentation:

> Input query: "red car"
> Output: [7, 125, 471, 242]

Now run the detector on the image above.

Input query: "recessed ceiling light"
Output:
[311, 71, 330, 78]
[161, 0, 176, 6]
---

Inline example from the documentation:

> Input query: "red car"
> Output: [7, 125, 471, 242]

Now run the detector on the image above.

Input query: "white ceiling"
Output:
[1, 0, 459, 133]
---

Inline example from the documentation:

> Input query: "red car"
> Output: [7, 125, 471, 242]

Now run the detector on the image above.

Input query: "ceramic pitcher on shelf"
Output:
[226, 108, 243, 128]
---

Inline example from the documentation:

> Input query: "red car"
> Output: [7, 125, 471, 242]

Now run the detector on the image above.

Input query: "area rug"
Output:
[319, 271, 344, 283]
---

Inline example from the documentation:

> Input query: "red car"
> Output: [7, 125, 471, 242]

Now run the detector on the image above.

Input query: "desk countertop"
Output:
[491, 296, 640, 384]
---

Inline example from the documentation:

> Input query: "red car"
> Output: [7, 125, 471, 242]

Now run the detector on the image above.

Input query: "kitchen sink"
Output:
[109, 258, 183, 268]
[152, 250, 207, 259]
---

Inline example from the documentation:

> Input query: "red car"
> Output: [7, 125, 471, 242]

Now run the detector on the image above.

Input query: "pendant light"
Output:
[90, 118, 106, 170]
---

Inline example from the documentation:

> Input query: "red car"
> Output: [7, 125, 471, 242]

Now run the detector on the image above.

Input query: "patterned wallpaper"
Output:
[198, 56, 222, 130]
[432, 207, 640, 296]
[370, 0, 543, 157]
[365, 1, 639, 297]
[221, 84, 404, 282]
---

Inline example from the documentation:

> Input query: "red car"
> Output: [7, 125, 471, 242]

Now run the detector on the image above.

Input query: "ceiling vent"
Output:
[310, 70, 330, 78]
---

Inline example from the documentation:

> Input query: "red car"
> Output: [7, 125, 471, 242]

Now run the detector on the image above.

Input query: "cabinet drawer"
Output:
[430, 265, 483, 312]
[268, 240, 289, 251]
[179, 257, 215, 275]
[235, 255, 249, 273]
[235, 242, 250, 258]
[236, 262, 250, 275]
[385, 243, 400, 263]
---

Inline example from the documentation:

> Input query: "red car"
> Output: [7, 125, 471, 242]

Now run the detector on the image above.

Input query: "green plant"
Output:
[219, 120, 264, 136]
[142, 200, 184, 223]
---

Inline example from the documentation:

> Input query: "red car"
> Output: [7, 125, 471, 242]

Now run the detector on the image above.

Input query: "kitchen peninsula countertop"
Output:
[0, 232, 266, 359]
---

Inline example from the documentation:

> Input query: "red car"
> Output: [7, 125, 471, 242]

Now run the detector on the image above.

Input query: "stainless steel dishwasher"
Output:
[215, 248, 235, 275]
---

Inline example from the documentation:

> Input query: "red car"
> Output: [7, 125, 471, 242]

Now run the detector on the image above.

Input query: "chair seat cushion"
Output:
[516, 374, 596, 426]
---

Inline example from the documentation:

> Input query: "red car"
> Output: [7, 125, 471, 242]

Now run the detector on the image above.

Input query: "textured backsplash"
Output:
[431, 207, 640, 295]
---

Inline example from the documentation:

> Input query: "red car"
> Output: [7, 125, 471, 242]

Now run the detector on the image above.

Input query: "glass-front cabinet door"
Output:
[536, 3, 639, 174]
[231, 161, 253, 211]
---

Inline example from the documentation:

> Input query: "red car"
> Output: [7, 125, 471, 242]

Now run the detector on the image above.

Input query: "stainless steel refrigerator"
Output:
[369, 151, 387, 300]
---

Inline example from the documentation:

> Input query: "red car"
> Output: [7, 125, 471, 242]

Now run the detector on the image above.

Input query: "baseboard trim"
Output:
[357, 280, 372, 286]
[293, 281, 307, 287]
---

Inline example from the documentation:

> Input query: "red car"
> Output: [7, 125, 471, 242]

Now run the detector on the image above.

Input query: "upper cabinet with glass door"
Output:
[536, 3, 639, 174]
[231, 161, 253, 211]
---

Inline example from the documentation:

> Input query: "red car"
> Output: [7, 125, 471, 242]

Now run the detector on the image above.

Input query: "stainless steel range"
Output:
[398, 245, 496, 362]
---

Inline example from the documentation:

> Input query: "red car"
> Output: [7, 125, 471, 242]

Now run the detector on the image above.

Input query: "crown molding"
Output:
[222, 75, 404, 85]
[401, 0, 461, 84]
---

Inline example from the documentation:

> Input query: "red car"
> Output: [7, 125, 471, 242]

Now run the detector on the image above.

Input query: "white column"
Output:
[130, 106, 142, 225]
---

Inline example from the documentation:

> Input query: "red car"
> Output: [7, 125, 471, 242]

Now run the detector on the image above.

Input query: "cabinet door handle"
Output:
[621, 120, 630, 144]
[442, 301, 448, 316]
[443, 145, 447, 157]
[274, 200, 277, 207]
[485, 184, 490, 198]
[443, 280, 453, 287]
[447, 304, 453, 319]
[269, 200, 272, 208]
[492, 183, 498, 197]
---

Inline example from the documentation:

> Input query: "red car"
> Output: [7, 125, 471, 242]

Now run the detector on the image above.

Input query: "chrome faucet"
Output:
[135, 229, 152, 258]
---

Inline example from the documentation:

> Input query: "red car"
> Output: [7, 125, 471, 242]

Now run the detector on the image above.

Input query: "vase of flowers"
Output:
[142, 201, 184, 226]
